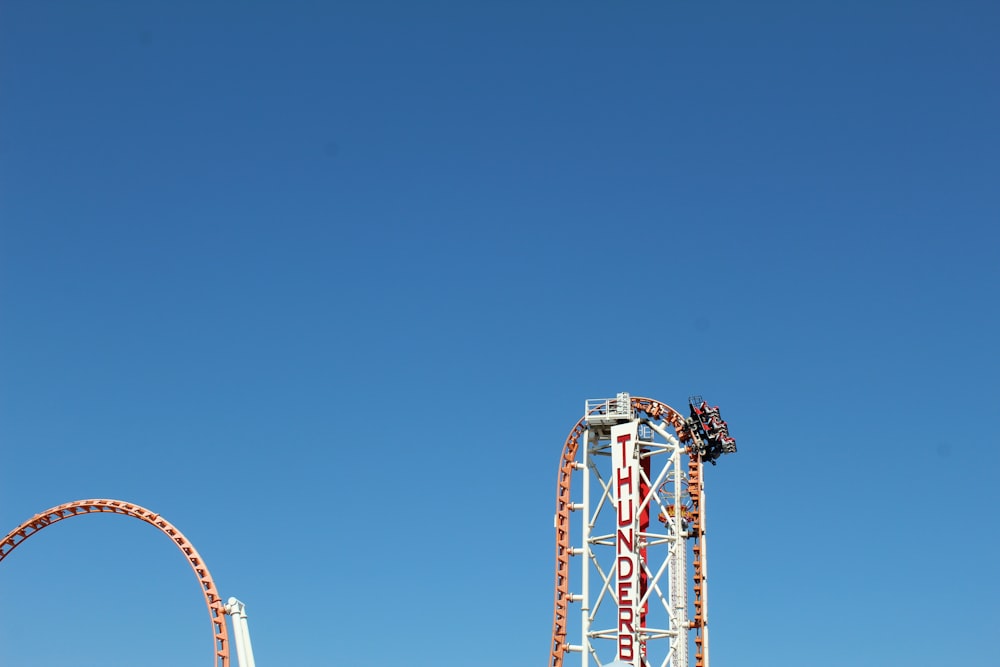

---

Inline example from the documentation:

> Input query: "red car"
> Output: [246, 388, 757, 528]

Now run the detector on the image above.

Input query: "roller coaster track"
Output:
[550, 397, 692, 667]
[0, 499, 230, 667]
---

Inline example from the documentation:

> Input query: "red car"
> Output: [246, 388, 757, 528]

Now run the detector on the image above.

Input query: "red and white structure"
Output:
[550, 393, 734, 667]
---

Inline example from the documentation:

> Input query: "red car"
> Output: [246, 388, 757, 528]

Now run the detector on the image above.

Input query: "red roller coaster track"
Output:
[0, 499, 230, 667]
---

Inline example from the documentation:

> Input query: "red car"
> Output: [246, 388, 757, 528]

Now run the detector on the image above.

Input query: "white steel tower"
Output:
[549, 393, 735, 667]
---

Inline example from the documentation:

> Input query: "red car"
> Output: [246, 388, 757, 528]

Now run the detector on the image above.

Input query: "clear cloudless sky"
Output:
[1, 1, 998, 666]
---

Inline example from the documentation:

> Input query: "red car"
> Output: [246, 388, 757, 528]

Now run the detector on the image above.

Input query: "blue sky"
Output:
[1, 1, 998, 666]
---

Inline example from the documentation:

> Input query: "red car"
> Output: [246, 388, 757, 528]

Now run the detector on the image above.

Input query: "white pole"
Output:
[581, 428, 592, 667]
[224, 597, 257, 667]
[699, 473, 709, 667]
[674, 445, 688, 667]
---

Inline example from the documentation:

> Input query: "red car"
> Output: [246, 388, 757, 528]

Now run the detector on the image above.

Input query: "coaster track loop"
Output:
[0, 499, 230, 667]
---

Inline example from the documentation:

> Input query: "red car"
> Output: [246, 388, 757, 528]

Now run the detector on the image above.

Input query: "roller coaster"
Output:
[549, 392, 737, 667]
[2, 391, 735, 667]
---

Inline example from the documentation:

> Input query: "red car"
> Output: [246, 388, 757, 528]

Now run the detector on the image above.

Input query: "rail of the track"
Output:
[549, 396, 695, 667]
[0, 499, 230, 667]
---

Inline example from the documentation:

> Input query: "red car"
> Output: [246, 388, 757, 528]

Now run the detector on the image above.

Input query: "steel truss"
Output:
[551, 394, 710, 667]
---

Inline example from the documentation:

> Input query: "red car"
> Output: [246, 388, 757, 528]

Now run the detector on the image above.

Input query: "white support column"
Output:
[224, 597, 257, 667]
[699, 479, 709, 667]
[672, 446, 688, 667]
[581, 428, 592, 667]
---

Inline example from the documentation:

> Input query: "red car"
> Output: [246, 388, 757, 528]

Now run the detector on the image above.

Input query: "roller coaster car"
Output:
[688, 397, 737, 461]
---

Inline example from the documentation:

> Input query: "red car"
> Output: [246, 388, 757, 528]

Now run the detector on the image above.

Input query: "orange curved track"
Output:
[0, 499, 230, 667]
[550, 397, 691, 667]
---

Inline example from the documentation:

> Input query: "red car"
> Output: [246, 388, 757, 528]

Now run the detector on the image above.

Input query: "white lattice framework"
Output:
[562, 393, 708, 667]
